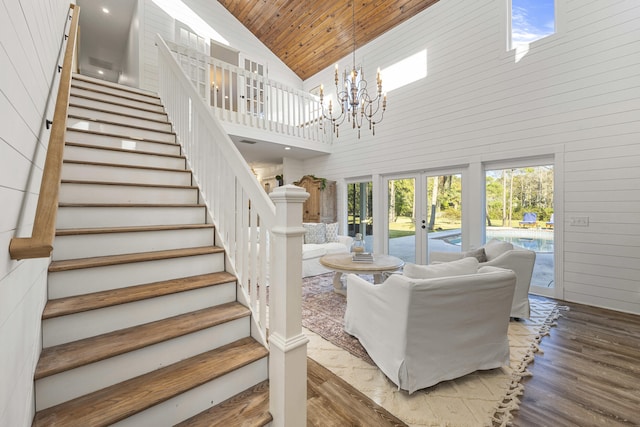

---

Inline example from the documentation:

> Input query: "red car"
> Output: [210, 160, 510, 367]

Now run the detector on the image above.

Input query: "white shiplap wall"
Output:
[302, 0, 640, 314]
[139, 0, 302, 93]
[0, 0, 72, 425]
[118, 0, 141, 88]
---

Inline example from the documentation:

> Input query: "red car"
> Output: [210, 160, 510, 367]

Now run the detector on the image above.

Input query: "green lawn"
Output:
[388, 216, 415, 238]
[350, 215, 462, 238]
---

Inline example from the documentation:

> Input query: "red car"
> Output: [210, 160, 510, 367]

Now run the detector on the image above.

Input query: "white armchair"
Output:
[344, 261, 516, 394]
[430, 239, 536, 319]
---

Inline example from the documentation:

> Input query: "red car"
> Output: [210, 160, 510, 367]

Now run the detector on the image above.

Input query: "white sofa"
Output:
[303, 235, 353, 277]
[302, 221, 352, 277]
[250, 222, 352, 278]
[344, 257, 516, 394]
[429, 239, 536, 319]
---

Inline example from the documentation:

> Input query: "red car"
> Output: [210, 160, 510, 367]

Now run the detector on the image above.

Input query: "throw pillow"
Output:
[303, 222, 326, 244]
[483, 239, 513, 260]
[464, 247, 487, 263]
[403, 257, 479, 279]
[325, 222, 339, 242]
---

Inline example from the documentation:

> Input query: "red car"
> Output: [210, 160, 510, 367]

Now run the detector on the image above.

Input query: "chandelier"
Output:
[319, 1, 387, 139]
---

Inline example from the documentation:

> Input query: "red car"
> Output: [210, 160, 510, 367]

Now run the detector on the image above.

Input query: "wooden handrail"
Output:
[9, 4, 80, 260]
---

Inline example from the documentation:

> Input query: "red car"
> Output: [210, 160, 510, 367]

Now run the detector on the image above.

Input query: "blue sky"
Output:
[512, 0, 555, 46]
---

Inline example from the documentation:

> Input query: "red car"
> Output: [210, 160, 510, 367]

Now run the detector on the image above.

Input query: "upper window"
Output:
[511, 0, 555, 49]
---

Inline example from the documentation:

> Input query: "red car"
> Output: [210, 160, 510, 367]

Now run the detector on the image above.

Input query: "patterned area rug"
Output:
[302, 273, 564, 427]
[301, 273, 374, 364]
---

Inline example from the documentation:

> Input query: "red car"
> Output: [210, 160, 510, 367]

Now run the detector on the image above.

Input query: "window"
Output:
[347, 181, 374, 253]
[485, 165, 555, 289]
[511, 0, 555, 49]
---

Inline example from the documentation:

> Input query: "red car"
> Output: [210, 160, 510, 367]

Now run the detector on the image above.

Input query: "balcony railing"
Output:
[165, 40, 331, 146]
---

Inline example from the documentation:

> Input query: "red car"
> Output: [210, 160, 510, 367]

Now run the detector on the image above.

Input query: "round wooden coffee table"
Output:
[319, 253, 404, 295]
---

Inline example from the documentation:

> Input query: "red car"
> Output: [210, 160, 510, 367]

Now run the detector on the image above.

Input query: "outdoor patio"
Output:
[363, 228, 555, 288]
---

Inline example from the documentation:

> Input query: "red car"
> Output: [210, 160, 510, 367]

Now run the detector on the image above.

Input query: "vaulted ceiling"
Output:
[217, 0, 440, 80]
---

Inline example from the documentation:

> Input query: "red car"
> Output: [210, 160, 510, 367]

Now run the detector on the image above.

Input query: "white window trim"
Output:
[500, 0, 566, 60]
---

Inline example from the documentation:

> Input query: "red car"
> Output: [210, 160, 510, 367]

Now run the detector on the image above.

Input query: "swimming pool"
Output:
[441, 229, 554, 253]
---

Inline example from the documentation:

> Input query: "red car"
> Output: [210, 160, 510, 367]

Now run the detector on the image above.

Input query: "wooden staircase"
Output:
[32, 74, 272, 426]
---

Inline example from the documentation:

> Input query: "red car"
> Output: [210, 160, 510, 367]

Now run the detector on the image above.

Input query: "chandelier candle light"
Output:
[319, 1, 387, 138]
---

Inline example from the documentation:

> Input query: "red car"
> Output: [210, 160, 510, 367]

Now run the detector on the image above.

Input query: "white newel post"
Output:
[268, 184, 309, 426]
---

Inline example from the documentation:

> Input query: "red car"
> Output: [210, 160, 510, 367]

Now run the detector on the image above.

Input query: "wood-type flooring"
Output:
[307, 296, 640, 427]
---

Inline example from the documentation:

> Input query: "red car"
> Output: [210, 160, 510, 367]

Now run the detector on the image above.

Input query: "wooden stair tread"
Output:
[66, 129, 177, 146]
[72, 74, 160, 100]
[36, 302, 249, 379]
[56, 223, 213, 236]
[49, 246, 223, 272]
[60, 179, 197, 190]
[176, 380, 272, 427]
[69, 92, 168, 115]
[62, 159, 191, 173]
[33, 337, 267, 427]
[43, 272, 234, 319]
[70, 83, 162, 107]
[68, 114, 175, 135]
[69, 103, 171, 125]
[65, 141, 184, 159]
[57, 202, 206, 208]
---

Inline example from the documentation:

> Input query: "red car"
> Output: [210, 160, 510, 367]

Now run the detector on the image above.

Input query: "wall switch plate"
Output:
[570, 216, 589, 226]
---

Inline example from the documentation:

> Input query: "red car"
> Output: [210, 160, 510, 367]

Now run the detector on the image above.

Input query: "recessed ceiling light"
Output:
[102, 7, 109, 14]
[97, 70, 104, 75]
[284, 146, 291, 150]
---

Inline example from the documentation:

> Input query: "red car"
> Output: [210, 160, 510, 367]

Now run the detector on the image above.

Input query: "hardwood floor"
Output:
[513, 296, 640, 427]
[307, 296, 640, 427]
[307, 358, 406, 427]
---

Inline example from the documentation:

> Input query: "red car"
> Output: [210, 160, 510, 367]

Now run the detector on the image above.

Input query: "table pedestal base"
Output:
[332, 272, 384, 295]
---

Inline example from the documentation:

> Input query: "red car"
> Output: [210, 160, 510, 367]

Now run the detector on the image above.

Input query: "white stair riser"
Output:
[69, 96, 168, 122]
[43, 282, 236, 346]
[71, 80, 162, 105]
[61, 163, 192, 187]
[65, 130, 181, 156]
[112, 358, 268, 427]
[36, 317, 249, 410]
[49, 252, 224, 299]
[53, 227, 214, 260]
[68, 106, 172, 133]
[64, 145, 185, 169]
[56, 206, 207, 229]
[67, 117, 175, 143]
[59, 183, 198, 204]
[70, 87, 165, 112]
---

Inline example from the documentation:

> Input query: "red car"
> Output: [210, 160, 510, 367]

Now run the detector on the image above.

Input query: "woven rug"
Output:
[302, 273, 564, 427]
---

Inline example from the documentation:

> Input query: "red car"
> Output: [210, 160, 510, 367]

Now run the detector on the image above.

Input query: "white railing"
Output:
[157, 35, 308, 426]
[166, 40, 330, 145]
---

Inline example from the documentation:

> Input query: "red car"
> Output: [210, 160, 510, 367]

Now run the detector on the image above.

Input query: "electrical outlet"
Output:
[570, 216, 589, 226]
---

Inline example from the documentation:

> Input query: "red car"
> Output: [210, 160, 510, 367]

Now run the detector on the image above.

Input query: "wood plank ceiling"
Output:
[217, 0, 440, 80]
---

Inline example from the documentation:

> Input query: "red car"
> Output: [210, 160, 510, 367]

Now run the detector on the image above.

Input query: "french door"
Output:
[386, 171, 462, 264]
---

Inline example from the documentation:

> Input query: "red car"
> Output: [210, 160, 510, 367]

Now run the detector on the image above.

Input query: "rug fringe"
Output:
[489, 304, 566, 426]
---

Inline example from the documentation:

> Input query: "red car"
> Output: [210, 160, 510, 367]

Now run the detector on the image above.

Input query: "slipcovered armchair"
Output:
[344, 258, 516, 394]
[430, 239, 536, 319]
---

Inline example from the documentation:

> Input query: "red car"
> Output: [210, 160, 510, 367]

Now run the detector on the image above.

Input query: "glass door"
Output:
[386, 172, 462, 264]
[424, 173, 463, 262]
[347, 181, 374, 253]
[387, 176, 419, 263]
